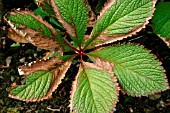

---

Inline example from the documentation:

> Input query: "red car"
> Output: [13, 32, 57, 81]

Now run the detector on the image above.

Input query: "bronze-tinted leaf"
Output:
[99, 0, 116, 18]
[7, 28, 28, 43]
[18, 57, 63, 76]
[70, 61, 119, 113]
[9, 61, 72, 102]
[44, 61, 72, 100]
[51, 0, 88, 44]
[4, 10, 62, 51]
[50, 0, 76, 37]
[84, 0, 97, 27]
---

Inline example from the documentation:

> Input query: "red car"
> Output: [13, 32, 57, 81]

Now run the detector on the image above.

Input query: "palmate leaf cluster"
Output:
[3, 0, 169, 113]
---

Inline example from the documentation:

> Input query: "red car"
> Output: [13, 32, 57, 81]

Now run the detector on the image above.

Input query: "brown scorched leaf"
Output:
[84, 0, 97, 27]
[7, 28, 28, 43]
[18, 57, 63, 76]
[4, 10, 61, 51]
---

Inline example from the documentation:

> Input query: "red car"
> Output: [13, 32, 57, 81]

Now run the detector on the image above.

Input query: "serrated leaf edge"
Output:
[17, 57, 63, 76]
[89, 43, 169, 97]
[4, 10, 57, 36]
[43, 61, 72, 101]
[50, 0, 76, 37]
[91, 0, 157, 47]
[4, 10, 61, 51]
[84, 0, 97, 27]
[7, 28, 28, 43]
[9, 61, 72, 102]
[158, 35, 170, 49]
[98, 0, 116, 19]
[122, 43, 169, 97]
[69, 61, 119, 112]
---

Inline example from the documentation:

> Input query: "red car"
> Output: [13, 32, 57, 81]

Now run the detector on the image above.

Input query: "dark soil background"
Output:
[0, 0, 170, 113]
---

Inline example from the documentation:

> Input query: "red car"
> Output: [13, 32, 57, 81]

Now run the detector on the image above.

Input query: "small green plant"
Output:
[3, 0, 169, 112]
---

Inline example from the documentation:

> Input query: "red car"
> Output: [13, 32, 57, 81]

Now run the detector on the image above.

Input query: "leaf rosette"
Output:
[3, 0, 169, 113]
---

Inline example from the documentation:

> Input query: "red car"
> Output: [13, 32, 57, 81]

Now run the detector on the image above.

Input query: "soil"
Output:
[0, 0, 170, 113]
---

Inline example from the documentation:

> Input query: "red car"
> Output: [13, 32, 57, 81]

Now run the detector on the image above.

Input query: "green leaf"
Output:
[49, 18, 63, 29]
[10, 70, 54, 101]
[9, 61, 72, 101]
[86, 0, 155, 48]
[34, 8, 48, 19]
[152, 2, 170, 40]
[71, 62, 119, 113]
[95, 0, 107, 14]
[4, 10, 62, 51]
[89, 44, 169, 96]
[35, 0, 56, 17]
[6, 11, 55, 37]
[51, 0, 88, 44]
[34, 8, 63, 29]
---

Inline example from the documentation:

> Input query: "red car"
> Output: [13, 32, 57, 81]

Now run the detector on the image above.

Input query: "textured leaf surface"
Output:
[18, 57, 63, 76]
[70, 62, 119, 113]
[4, 10, 61, 51]
[9, 70, 54, 101]
[51, 0, 88, 44]
[9, 61, 72, 101]
[152, 2, 170, 40]
[89, 44, 169, 96]
[86, 0, 156, 47]
[6, 10, 56, 37]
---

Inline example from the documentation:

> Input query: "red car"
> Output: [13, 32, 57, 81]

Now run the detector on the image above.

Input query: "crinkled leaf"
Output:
[18, 57, 63, 76]
[51, 0, 88, 44]
[6, 10, 57, 37]
[89, 44, 169, 96]
[4, 10, 61, 51]
[70, 61, 119, 113]
[7, 28, 28, 43]
[152, 2, 170, 40]
[9, 61, 71, 102]
[86, 0, 156, 48]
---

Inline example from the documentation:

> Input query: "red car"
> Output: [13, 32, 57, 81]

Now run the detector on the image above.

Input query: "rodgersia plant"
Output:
[3, 0, 169, 112]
